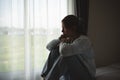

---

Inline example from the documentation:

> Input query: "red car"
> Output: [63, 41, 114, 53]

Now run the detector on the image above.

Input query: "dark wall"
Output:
[88, 0, 120, 67]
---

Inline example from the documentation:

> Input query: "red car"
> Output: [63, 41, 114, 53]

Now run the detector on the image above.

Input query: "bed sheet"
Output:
[96, 63, 120, 80]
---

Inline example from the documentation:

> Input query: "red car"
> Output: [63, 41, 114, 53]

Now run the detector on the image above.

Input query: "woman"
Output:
[41, 15, 96, 80]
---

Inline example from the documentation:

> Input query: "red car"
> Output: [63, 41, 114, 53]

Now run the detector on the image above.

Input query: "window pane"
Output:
[0, 0, 75, 80]
[0, 0, 25, 80]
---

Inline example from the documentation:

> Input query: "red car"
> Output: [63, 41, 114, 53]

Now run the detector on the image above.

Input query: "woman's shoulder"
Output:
[73, 35, 92, 48]
[78, 35, 88, 40]
[74, 35, 89, 43]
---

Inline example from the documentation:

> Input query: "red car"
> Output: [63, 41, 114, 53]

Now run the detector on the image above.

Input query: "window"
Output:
[0, 0, 75, 80]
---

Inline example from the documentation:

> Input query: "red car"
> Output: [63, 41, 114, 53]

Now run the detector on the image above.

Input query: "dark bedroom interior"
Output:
[0, 0, 120, 80]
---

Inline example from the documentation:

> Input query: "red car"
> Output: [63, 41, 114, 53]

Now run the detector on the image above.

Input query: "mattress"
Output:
[96, 63, 120, 80]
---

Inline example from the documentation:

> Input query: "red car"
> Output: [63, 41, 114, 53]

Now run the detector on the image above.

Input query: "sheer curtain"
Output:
[0, 0, 75, 80]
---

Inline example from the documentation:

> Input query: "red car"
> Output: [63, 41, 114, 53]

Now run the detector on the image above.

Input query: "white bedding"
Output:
[96, 63, 120, 80]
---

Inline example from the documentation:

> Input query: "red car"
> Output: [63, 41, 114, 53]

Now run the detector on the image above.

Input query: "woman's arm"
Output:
[46, 39, 60, 51]
[59, 36, 92, 57]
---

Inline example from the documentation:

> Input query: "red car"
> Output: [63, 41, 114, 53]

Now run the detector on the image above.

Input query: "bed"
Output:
[96, 63, 120, 80]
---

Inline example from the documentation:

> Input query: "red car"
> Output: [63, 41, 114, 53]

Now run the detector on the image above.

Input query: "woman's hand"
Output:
[59, 34, 76, 43]
[59, 34, 67, 42]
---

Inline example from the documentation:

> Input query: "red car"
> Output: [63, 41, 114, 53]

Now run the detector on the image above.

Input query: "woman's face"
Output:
[62, 23, 75, 36]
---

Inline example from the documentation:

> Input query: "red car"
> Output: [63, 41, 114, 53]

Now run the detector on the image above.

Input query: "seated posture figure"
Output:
[41, 15, 96, 80]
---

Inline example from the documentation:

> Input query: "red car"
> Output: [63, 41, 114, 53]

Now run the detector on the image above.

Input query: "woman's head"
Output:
[61, 15, 84, 36]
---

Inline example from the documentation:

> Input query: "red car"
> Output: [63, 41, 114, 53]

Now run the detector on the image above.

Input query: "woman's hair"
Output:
[62, 15, 86, 35]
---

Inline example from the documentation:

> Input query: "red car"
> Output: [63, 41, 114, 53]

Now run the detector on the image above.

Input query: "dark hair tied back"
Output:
[62, 15, 86, 35]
